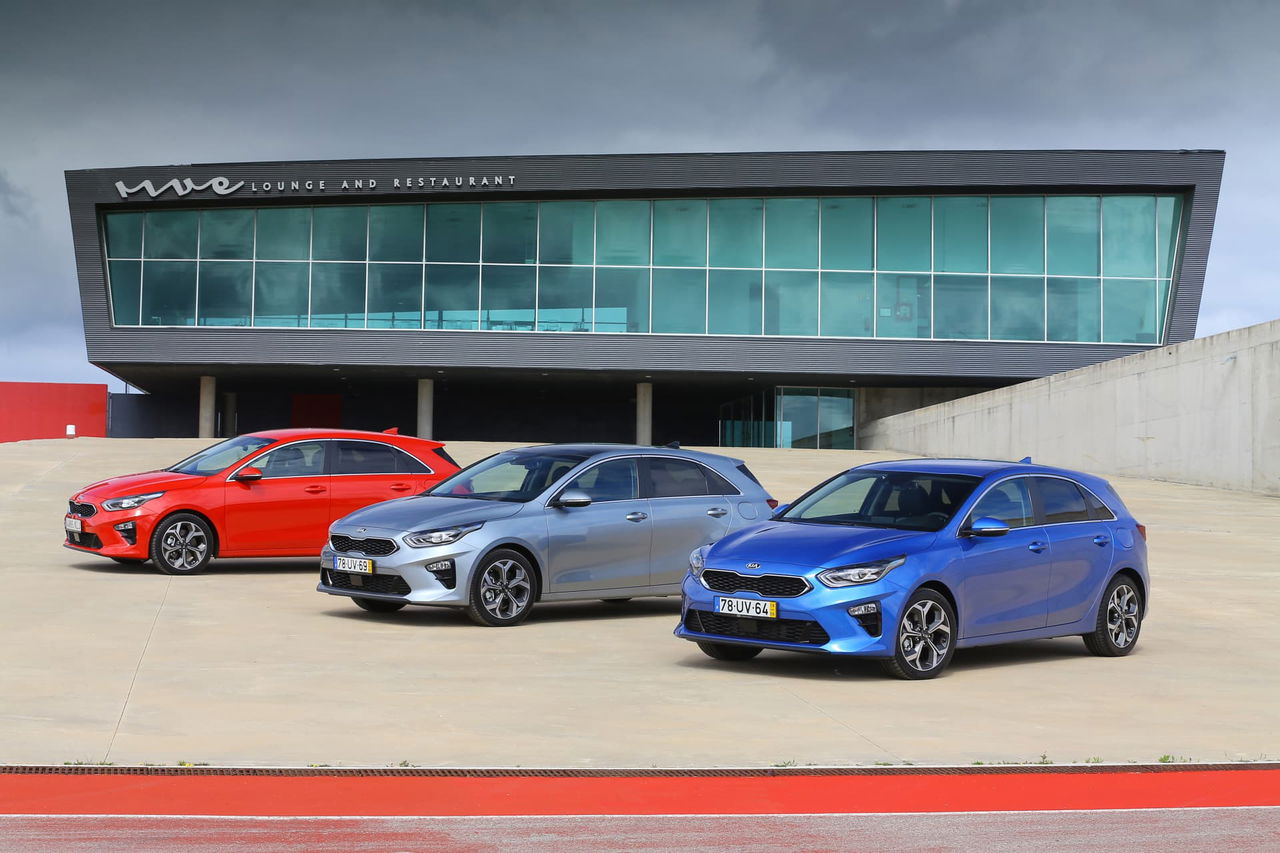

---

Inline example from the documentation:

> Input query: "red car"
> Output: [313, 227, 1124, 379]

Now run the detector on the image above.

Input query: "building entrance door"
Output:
[291, 394, 342, 428]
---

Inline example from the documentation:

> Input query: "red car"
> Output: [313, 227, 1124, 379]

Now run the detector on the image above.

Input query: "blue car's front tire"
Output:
[881, 588, 956, 680]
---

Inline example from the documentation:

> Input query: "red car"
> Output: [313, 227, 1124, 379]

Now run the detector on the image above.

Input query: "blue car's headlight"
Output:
[102, 491, 165, 511]
[405, 522, 483, 548]
[817, 555, 906, 587]
[689, 545, 711, 577]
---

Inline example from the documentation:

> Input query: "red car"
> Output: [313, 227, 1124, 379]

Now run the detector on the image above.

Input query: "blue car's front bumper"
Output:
[674, 570, 904, 657]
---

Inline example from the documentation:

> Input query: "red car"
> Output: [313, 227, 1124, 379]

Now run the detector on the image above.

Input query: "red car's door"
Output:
[328, 439, 438, 523]
[222, 440, 331, 554]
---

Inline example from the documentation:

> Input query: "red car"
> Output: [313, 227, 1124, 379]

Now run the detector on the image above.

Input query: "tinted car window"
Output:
[428, 450, 592, 502]
[648, 458, 711, 497]
[704, 466, 741, 496]
[1082, 487, 1115, 520]
[333, 440, 398, 474]
[563, 458, 639, 502]
[170, 435, 273, 475]
[1035, 477, 1092, 524]
[969, 478, 1035, 528]
[252, 441, 327, 479]
[783, 470, 980, 532]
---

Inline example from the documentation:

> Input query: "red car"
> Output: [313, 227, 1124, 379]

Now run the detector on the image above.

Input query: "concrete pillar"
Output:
[198, 376, 216, 439]
[221, 392, 238, 437]
[636, 382, 653, 446]
[416, 378, 434, 440]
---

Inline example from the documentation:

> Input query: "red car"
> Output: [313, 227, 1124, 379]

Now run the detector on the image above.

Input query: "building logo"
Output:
[115, 177, 244, 199]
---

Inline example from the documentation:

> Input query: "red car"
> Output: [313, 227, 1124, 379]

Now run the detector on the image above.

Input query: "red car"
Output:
[63, 428, 460, 575]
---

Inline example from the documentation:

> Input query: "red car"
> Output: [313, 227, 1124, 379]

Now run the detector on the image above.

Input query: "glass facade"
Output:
[103, 193, 1182, 344]
[719, 387, 856, 449]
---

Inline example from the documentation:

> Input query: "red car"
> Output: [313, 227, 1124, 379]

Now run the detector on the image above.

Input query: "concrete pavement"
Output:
[1, 437, 1277, 767]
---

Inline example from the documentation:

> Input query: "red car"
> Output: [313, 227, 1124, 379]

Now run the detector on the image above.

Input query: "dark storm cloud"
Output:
[0, 0, 1277, 385]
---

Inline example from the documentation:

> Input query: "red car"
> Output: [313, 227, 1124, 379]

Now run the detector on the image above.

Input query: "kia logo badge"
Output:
[356, 528, 367, 535]
[746, 562, 761, 569]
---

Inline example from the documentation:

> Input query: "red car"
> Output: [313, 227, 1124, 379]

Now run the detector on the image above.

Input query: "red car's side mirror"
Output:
[234, 467, 264, 482]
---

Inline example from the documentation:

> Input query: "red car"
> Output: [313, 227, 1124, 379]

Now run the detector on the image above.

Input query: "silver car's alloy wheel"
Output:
[1106, 584, 1140, 648]
[479, 559, 532, 621]
[898, 599, 952, 673]
[160, 521, 207, 571]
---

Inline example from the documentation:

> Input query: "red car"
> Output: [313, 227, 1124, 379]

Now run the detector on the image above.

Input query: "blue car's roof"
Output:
[855, 457, 1101, 481]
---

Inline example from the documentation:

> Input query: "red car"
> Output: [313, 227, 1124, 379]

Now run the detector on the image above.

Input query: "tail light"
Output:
[766, 499, 779, 510]
[1136, 523, 1147, 541]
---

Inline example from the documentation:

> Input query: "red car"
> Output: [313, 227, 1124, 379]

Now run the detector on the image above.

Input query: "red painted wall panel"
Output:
[0, 382, 108, 443]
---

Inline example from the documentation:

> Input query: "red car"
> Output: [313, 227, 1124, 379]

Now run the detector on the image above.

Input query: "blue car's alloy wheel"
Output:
[1084, 575, 1143, 657]
[882, 589, 956, 680]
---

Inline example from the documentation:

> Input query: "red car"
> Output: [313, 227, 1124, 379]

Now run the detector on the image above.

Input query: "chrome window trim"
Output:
[1030, 474, 1118, 524]
[542, 452, 745, 506]
[548, 456, 643, 505]
[960, 472, 1117, 535]
[330, 437, 435, 476]
[224, 438, 330, 481]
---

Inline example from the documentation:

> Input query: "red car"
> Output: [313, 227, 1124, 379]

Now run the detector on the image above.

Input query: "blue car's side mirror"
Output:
[964, 516, 1011, 538]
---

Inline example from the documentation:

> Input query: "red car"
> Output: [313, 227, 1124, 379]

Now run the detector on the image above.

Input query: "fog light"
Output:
[848, 601, 881, 637]
[113, 521, 137, 546]
[425, 559, 456, 590]
[848, 602, 878, 616]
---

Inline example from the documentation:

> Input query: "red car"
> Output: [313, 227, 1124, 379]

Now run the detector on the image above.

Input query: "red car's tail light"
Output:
[1136, 523, 1147, 541]
[767, 498, 779, 510]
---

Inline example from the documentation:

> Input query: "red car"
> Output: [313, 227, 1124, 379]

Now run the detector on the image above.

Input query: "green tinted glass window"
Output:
[818, 389, 856, 449]
[708, 199, 762, 268]
[368, 263, 422, 328]
[596, 201, 650, 265]
[537, 266, 593, 332]
[252, 262, 309, 327]
[1157, 280, 1171, 343]
[480, 265, 535, 330]
[933, 274, 988, 339]
[1102, 196, 1155, 278]
[1047, 276, 1101, 341]
[426, 204, 481, 263]
[108, 260, 141, 324]
[653, 199, 706, 266]
[875, 273, 931, 338]
[141, 261, 196, 325]
[310, 263, 366, 327]
[820, 272, 873, 337]
[708, 269, 761, 335]
[765, 271, 818, 336]
[990, 196, 1044, 274]
[255, 208, 310, 260]
[144, 211, 198, 259]
[369, 205, 424, 262]
[312, 207, 368, 261]
[424, 264, 479, 330]
[199, 210, 254, 259]
[1156, 195, 1183, 279]
[1103, 278, 1158, 344]
[105, 213, 143, 258]
[990, 276, 1045, 340]
[539, 202, 594, 265]
[651, 268, 705, 333]
[777, 388, 819, 449]
[934, 197, 987, 273]
[197, 262, 251, 326]
[483, 202, 538, 264]
[877, 197, 930, 272]
[820, 198, 873, 270]
[595, 267, 649, 333]
[765, 198, 818, 269]
[1047, 197, 1100, 276]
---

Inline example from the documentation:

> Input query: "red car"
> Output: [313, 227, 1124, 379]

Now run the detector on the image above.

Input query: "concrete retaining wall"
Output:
[861, 318, 1280, 496]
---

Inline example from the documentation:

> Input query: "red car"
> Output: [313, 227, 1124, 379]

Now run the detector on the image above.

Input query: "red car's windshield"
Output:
[167, 436, 274, 476]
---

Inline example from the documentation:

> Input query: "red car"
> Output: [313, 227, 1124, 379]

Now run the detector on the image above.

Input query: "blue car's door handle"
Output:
[1093, 535, 1111, 546]
[625, 512, 648, 522]
[1028, 541, 1047, 553]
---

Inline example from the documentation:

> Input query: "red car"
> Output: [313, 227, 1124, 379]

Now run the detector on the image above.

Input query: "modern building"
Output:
[66, 150, 1223, 447]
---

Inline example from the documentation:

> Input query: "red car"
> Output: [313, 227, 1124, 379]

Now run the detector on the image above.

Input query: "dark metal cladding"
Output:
[65, 150, 1224, 381]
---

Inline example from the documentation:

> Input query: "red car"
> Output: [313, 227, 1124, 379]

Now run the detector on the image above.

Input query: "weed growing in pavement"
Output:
[63, 760, 114, 766]
[176, 761, 209, 767]
[1084, 757, 1104, 764]
[1158, 754, 1194, 763]
[397, 760, 417, 767]
[1036, 753, 1053, 765]
[772, 760, 798, 768]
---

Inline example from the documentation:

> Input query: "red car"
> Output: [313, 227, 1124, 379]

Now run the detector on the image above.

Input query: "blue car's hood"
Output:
[334, 495, 525, 532]
[709, 521, 936, 570]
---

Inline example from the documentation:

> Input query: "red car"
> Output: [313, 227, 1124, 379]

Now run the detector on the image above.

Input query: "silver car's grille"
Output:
[330, 535, 398, 556]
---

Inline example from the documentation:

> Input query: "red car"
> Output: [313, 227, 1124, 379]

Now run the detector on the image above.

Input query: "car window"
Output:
[1035, 477, 1092, 524]
[647, 457, 711, 498]
[969, 478, 1035, 528]
[562, 458, 639, 502]
[331, 440, 432, 475]
[251, 441, 327, 479]
[703, 466, 741, 496]
[798, 476, 875, 519]
[170, 435, 273, 476]
[783, 470, 980, 532]
[1081, 487, 1115, 520]
[427, 449, 593, 502]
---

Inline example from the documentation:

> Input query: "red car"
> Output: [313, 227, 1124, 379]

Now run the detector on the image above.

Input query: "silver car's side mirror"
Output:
[553, 489, 593, 509]
[964, 516, 1011, 537]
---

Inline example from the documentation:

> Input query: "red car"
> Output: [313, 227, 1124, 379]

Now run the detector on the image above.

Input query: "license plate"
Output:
[64, 516, 83, 533]
[335, 556, 374, 574]
[716, 596, 777, 619]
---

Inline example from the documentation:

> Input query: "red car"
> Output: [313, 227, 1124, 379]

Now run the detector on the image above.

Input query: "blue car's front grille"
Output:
[685, 609, 829, 645]
[702, 569, 809, 597]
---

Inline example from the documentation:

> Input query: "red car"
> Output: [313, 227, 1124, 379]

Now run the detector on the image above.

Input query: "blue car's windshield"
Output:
[426, 449, 594, 502]
[167, 435, 274, 476]
[780, 470, 981, 532]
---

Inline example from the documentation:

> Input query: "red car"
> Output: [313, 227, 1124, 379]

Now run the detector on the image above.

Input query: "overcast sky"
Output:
[1, 0, 1277, 390]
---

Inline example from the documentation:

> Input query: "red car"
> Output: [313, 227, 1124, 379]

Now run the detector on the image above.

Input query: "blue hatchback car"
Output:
[676, 459, 1149, 679]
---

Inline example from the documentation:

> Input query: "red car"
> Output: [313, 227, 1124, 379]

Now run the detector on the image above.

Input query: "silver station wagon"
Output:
[317, 444, 776, 625]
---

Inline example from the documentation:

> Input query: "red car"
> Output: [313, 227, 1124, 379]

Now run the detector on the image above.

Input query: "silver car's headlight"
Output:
[404, 522, 483, 548]
[102, 492, 165, 511]
[817, 556, 906, 587]
[689, 545, 711, 577]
